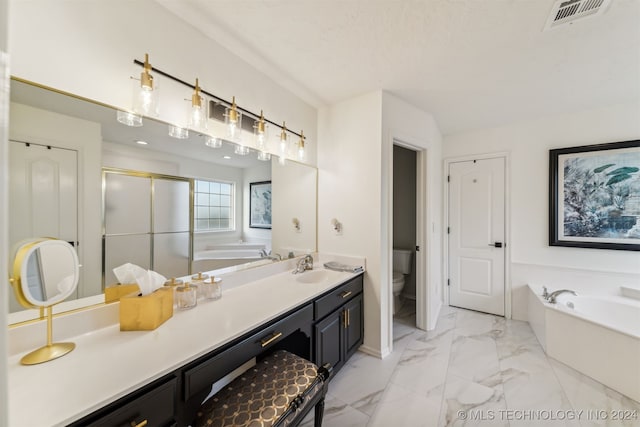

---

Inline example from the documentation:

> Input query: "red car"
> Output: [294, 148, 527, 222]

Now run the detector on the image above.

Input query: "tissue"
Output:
[113, 263, 147, 285]
[113, 263, 167, 296]
[135, 269, 167, 296]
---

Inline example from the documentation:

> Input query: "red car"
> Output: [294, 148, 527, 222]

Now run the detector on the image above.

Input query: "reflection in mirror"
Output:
[8, 77, 317, 321]
[10, 238, 79, 364]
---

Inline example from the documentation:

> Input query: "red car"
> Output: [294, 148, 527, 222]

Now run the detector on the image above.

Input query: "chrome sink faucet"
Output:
[546, 289, 577, 304]
[293, 254, 314, 274]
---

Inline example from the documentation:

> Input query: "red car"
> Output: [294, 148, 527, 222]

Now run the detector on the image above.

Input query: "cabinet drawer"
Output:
[314, 275, 363, 321]
[80, 377, 176, 427]
[183, 303, 313, 401]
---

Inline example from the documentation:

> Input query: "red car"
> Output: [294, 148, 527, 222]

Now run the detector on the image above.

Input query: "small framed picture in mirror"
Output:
[250, 181, 272, 229]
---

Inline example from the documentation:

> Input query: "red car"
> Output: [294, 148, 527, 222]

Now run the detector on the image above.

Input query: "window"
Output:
[194, 179, 234, 231]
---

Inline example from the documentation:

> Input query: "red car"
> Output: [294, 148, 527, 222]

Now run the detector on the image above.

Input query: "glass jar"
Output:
[202, 277, 222, 300]
[191, 272, 209, 298]
[176, 283, 198, 309]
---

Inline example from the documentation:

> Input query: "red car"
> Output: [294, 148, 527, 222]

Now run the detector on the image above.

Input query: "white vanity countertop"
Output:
[7, 261, 364, 427]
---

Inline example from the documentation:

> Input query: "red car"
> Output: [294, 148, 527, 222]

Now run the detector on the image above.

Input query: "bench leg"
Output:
[314, 398, 325, 427]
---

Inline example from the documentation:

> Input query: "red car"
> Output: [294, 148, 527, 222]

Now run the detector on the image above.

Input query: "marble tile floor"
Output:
[301, 303, 640, 427]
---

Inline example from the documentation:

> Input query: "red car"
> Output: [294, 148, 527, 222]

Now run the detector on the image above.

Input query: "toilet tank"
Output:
[392, 249, 412, 274]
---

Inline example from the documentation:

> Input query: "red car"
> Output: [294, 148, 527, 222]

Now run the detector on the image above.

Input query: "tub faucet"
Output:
[293, 254, 314, 274]
[546, 289, 577, 304]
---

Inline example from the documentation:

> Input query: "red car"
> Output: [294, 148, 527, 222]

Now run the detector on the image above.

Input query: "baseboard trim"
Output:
[358, 344, 390, 359]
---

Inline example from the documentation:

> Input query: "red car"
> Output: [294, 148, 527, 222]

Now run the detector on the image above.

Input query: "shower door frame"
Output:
[101, 167, 194, 288]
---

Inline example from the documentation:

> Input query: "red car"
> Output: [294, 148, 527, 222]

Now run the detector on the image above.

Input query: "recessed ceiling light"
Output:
[135, 140, 148, 145]
[223, 155, 232, 160]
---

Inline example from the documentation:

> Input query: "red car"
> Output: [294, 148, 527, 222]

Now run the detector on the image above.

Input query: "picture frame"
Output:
[549, 140, 640, 251]
[249, 181, 272, 229]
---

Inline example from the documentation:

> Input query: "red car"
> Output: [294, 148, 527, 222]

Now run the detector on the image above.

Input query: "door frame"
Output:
[443, 152, 512, 319]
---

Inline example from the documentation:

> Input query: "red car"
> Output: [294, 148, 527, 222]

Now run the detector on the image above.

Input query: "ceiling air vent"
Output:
[544, 0, 612, 30]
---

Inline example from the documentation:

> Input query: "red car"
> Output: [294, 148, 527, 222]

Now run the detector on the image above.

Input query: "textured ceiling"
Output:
[156, 0, 640, 135]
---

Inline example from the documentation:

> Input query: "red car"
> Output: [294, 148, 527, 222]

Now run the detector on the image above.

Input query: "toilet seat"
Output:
[392, 271, 404, 283]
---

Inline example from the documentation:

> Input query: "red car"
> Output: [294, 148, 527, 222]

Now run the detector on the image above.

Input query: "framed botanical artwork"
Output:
[549, 140, 640, 251]
[249, 181, 272, 229]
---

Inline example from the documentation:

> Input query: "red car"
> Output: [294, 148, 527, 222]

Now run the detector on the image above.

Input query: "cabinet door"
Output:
[314, 310, 344, 374]
[344, 293, 363, 360]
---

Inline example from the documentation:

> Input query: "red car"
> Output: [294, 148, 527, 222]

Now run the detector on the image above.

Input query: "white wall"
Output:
[1, 0, 10, 422]
[443, 102, 640, 320]
[9, 102, 103, 301]
[318, 91, 384, 354]
[318, 91, 442, 357]
[8, 0, 317, 166]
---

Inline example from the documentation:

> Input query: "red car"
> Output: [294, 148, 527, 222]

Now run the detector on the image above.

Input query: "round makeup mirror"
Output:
[9, 238, 80, 364]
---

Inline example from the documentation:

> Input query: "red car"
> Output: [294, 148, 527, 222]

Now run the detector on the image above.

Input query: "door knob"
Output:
[488, 242, 503, 248]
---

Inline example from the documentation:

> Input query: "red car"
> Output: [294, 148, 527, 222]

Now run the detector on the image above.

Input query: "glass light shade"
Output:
[168, 125, 189, 139]
[224, 97, 242, 142]
[297, 131, 306, 161]
[189, 96, 208, 132]
[188, 79, 208, 132]
[257, 151, 271, 161]
[116, 110, 143, 127]
[205, 136, 222, 148]
[234, 144, 250, 156]
[253, 112, 269, 150]
[132, 79, 159, 117]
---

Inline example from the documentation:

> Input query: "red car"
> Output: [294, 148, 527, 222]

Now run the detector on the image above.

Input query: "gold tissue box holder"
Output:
[119, 287, 174, 331]
[105, 283, 140, 303]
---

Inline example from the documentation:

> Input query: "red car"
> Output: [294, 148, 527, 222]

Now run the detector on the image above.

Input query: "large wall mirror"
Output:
[8, 77, 317, 321]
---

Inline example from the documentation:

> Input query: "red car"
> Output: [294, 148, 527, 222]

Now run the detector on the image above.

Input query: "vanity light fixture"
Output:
[297, 130, 306, 161]
[168, 124, 189, 139]
[188, 78, 208, 132]
[205, 136, 222, 148]
[132, 53, 159, 117]
[254, 110, 268, 150]
[116, 110, 143, 127]
[130, 57, 309, 159]
[225, 96, 242, 141]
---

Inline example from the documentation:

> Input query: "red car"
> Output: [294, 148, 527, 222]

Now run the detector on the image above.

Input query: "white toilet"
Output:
[392, 249, 412, 315]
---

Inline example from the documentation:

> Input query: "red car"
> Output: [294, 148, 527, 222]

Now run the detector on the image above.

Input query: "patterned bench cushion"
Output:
[195, 350, 323, 427]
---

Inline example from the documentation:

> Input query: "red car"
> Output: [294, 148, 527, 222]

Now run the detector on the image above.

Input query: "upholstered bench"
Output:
[195, 350, 332, 427]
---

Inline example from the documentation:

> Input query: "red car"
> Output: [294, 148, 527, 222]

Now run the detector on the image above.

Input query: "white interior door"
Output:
[448, 157, 505, 316]
[9, 141, 79, 307]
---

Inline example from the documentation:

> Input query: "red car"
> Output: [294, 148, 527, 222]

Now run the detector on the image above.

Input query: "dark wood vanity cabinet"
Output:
[68, 273, 363, 426]
[69, 376, 177, 427]
[313, 275, 364, 376]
